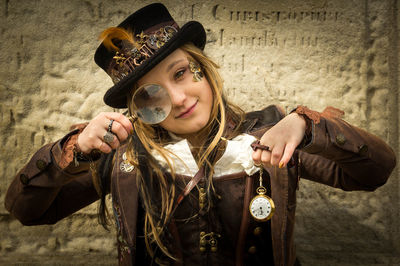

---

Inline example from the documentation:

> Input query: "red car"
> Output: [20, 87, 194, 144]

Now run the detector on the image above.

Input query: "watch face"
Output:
[250, 195, 275, 221]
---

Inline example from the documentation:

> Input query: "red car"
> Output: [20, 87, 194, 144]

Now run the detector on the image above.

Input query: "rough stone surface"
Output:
[0, 0, 399, 265]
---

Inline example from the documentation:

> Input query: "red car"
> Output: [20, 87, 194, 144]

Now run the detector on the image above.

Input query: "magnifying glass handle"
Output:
[128, 115, 138, 125]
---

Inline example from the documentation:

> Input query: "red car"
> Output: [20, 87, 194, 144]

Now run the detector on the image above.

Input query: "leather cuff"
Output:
[59, 122, 89, 169]
[290, 106, 315, 148]
[291, 105, 345, 150]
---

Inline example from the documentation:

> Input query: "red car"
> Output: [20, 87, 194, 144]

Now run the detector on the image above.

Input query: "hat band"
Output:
[108, 22, 179, 84]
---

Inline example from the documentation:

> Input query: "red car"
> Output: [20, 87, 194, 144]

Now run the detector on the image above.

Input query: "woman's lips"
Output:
[176, 101, 198, 118]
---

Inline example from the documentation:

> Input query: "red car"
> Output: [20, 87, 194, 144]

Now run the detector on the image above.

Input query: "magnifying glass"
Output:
[129, 84, 172, 125]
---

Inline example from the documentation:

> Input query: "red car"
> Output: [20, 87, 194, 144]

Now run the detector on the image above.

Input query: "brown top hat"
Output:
[94, 3, 206, 108]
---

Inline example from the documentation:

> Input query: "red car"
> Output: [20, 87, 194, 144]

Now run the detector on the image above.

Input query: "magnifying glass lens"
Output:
[132, 84, 172, 124]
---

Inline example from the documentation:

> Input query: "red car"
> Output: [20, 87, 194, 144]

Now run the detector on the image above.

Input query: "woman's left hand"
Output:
[252, 113, 306, 168]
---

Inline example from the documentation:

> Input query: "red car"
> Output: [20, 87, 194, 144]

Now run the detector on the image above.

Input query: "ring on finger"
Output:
[251, 140, 271, 152]
[108, 119, 114, 132]
[103, 131, 115, 144]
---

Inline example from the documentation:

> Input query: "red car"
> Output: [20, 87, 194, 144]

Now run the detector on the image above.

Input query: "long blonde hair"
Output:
[98, 43, 245, 262]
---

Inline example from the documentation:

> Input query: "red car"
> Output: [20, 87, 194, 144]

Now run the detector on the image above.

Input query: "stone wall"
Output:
[0, 0, 399, 265]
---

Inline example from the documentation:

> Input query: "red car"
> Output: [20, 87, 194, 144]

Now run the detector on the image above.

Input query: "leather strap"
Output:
[176, 166, 205, 206]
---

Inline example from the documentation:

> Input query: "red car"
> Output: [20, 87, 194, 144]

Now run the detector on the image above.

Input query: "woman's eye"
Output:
[174, 68, 186, 80]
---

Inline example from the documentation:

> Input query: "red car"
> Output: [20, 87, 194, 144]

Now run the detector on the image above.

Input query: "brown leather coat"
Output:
[5, 105, 396, 266]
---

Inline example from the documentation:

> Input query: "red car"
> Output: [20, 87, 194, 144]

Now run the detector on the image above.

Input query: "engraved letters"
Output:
[213, 4, 341, 23]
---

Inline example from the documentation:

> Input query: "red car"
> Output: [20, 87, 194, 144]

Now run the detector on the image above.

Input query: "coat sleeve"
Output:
[4, 131, 100, 225]
[298, 114, 396, 191]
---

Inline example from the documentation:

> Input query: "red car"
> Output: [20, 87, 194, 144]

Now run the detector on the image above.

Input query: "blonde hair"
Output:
[100, 43, 245, 262]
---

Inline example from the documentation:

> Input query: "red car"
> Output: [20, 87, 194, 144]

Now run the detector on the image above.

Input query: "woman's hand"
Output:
[77, 112, 133, 154]
[252, 113, 306, 168]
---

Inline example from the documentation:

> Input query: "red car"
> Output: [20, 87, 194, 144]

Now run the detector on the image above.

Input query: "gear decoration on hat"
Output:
[95, 3, 207, 108]
[101, 25, 178, 84]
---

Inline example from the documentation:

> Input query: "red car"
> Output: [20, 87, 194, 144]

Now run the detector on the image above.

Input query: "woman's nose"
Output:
[166, 86, 186, 107]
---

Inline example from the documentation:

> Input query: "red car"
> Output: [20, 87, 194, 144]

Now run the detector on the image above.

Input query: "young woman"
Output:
[5, 3, 396, 266]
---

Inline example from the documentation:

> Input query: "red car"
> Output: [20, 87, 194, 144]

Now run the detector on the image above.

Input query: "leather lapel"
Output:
[268, 166, 288, 266]
[114, 146, 139, 247]
[245, 105, 288, 265]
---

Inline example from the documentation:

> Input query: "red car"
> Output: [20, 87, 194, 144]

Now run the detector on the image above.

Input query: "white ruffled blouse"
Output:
[151, 133, 259, 177]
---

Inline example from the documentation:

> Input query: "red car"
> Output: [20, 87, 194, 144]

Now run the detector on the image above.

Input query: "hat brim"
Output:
[103, 21, 206, 109]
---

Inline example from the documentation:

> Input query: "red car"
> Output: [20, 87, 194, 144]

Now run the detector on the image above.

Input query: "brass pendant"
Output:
[120, 152, 134, 173]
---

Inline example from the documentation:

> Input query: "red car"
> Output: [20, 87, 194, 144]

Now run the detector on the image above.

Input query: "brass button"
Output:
[20, 174, 29, 185]
[358, 144, 368, 156]
[36, 159, 47, 170]
[253, 227, 263, 236]
[248, 246, 257, 254]
[335, 134, 346, 145]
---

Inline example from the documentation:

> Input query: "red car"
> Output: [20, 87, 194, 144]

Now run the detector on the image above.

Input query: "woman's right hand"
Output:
[77, 112, 134, 154]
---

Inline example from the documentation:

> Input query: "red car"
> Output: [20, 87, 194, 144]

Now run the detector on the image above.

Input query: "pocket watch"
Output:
[249, 167, 275, 222]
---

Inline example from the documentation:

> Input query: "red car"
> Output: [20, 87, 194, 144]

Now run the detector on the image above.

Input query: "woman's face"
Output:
[136, 48, 214, 136]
